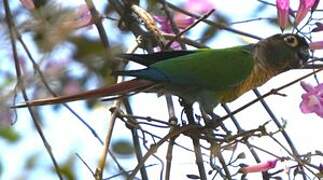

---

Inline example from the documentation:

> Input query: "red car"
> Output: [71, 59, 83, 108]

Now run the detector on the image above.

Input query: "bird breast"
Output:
[217, 63, 279, 103]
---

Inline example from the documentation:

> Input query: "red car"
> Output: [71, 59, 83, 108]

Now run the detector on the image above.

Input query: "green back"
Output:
[150, 46, 254, 90]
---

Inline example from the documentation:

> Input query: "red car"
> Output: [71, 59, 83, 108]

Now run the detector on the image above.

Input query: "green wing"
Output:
[116, 46, 254, 91]
[150, 46, 254, 90]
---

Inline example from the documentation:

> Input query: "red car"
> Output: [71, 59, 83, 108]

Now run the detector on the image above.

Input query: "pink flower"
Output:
[63, 5, 94, 29]
[309, 41, 323, 50]
[300, 81, 323, 117]
[312, 0, 320, 12]
[44, 61, 67, 77]
[174, 0, 214, 29]
[63, 80, 81, 95]
[0, 108, 13, 127]
[173, 16, 195, 29]
[155, 0, 215, 33]
[295, 0, 316, 25]
[240, 159, 278, 173]
[72, 5, 94, 29]
[20, 0, 35, 11]
[276, 0, 290, 30]
[154, 16, 174, 33]
[184, 0, 214, 14]
[154, 0, 214, 50]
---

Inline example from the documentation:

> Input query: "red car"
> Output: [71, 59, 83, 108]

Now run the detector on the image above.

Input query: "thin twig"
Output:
[165, 9, 215, 49]
[253, 89, 307, 180]
[221, 104, 270, 179]
[123, 100, 149, 180]
[131, 4, 166, 48]
[217, 152, 232, 180]
[104, 164, 157, 180]
[75, 153, 95, 176]
[119, 114, 172, 126]
[163, 33, 208, 48]
[17, 29, 103, 145]
[127, 124, 202, 180]
[160, 0, 187, 50]
[94, 99, 122, 180]
[4, 1, 63, 179]
[165, 1, 262, 40]
[181, 100, 207, 180]
[84, 0, 110, 48]
[165, 95, 178, 180]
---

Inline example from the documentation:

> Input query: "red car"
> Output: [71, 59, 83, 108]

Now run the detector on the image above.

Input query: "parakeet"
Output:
[13, 34, 309, 116]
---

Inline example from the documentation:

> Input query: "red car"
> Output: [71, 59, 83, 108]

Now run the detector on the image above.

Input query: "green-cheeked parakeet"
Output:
[14, 34, 309, 115]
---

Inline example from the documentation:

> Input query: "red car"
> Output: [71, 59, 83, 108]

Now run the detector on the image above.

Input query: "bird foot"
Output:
[210, 113, 231, 135]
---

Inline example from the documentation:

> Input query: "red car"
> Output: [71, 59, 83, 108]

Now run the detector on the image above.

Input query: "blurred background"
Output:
[1, 0, 323, 179]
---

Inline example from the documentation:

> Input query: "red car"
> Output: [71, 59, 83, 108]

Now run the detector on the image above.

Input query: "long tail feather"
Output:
[12, 79, 154, 108]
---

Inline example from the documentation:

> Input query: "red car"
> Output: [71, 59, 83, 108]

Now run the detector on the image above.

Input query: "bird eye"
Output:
[283, 35, 298, 47]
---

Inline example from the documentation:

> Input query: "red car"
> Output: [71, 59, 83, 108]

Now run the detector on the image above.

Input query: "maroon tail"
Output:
[12, 79, 154, 108]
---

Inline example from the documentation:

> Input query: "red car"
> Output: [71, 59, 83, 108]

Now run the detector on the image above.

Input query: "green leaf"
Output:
[25, 153, 39, 170]
[111, 139, 134, 156]
[51, 156, 76, 180]
[0, 127, 20, 143]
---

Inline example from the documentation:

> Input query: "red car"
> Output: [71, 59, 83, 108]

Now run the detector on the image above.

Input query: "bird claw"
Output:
[210, 113, 232, 135]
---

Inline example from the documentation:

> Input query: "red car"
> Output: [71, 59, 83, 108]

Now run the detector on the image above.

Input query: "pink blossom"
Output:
[154, 16, 173, 33]
[184, 0, 214, 14]
[295, 0, 316, 25]
[312, 0, 320, 12]
[174, 16, 195, 29]
[0, 108, 13, 127]
[63, 80, 81, 95]
[309, 41, 323, 50]
[240, 159, 278, 173]
[173, 0, 214, 30]
[20, 0, 35, 11]
[300, 81, 323, 117]
[155, 0, 215, 33]
[44, 61, 67, 77]
[276, 0, 290, 30]
[71, 5, 94, 29]
[154, 0, 214, 50]
[62, 5, 94, 29]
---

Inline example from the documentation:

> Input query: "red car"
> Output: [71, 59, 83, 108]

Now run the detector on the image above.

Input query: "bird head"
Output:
[256, 33, 309, 72]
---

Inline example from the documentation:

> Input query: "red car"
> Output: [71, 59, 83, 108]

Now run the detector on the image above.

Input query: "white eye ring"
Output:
[284, 35, 298, 47]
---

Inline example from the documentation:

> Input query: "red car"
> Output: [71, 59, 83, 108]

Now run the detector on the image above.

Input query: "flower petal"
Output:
[300, 81, 314, 92]
[174, 15, 195, 29]
[154, 16, 173, 33]
[309, 41, 323, 50]
[299, 81, 323, 118]
[20, 0, 35, 11]
[71, 5, 93, 29]
[300, 95, 316, 113]
[295, 0, 316, 25]
[312, 0, 320, 12]
[63, 80, 81, 95]
[276, 0, 290, 30]
[240, 160, 278, 173]
[185, 0, 215, 14]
